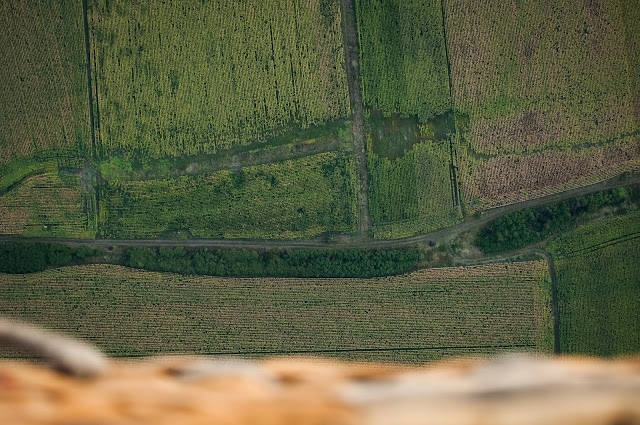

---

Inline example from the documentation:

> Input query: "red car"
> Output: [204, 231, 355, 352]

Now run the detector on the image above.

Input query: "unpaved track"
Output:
[3, 175, 638, 357]
[541, 250, 560, 355]
[2, 174, 638, 250]
[81, 0, 96, 154]
[133, 137, 348, 181]
[339, 0, 371, 239]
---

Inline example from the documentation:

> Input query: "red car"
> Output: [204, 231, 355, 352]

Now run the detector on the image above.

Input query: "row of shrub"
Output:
[0, 242, 419, 278]
[125, 246, 419, 278]
[475, 187, 631, 253]
[0, 242, 98, 273]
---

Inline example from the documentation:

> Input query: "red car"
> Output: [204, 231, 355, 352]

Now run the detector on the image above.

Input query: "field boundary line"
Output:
[556, 231, 640, 259]
[340, 0, 371, 239]
[107, 344, 536, 358]
[533, 250, 560, 355]
[81, 0, 96, 156]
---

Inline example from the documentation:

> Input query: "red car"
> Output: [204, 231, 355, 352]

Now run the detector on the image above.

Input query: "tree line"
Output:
[475, 187, 632, 254]
[0, 242, 98, 273]
[125, 246, 419, 278]
[0, 242, 419, 278]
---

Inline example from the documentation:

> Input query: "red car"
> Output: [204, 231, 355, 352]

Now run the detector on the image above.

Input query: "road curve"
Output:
[2, 173, 638, 251]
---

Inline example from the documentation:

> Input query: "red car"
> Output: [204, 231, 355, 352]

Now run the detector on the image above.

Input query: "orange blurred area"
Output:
[1, 355, 639, 425]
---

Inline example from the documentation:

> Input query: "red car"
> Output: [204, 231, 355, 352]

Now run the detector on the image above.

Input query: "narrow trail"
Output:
[116, 137, 349, 182]
[538, 250, 560, 355]
[81, 0, 96, 155]
[339, 0, 371, 239]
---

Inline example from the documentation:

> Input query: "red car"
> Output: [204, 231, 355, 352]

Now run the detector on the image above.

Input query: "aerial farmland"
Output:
[0, 0, 638, 361]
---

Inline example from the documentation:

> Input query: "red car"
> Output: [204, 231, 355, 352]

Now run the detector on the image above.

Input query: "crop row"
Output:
[0, 0, 90, 165]
[552, 218, 640, 356]
[368, 135, 460, 238]
[90, 0, 349, 158]
[0, 261, 553, 358]
[458, 136, 640, 211]
[549, 211, 640, 258]
[355, 0, 450, 121]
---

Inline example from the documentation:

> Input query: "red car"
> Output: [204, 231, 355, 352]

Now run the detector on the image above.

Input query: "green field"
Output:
[549, 212, 640, 356]
[89, 0, 350, 158]
[99, 152, 357, 239]
[0, 172, 95, 239]
[0, 261, 553, 359]
[354, 0, 459, 236]
[0, 0, 90, 166]
[355, 0, 451, 121]
[368, 137, 461, 238]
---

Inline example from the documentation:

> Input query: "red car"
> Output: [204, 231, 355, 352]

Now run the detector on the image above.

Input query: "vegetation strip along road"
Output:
[4, 174, 637, 250]
[7, 174, 636, 356]
[340, 0, 371, 238]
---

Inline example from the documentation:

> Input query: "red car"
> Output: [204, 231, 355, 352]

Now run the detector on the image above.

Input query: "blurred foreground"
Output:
[1, 354, 639, 425]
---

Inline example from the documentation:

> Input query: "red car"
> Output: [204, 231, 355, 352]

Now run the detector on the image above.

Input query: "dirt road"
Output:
[3, 173, 638, 251]
[339, 0, 371, 239]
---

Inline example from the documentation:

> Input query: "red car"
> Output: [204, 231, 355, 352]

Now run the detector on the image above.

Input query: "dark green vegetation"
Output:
[125, 246, 419, 278]
[0, 242, 418, 279]
[355, 0, 450, 121]
[99, 152, 357, 239]
[476, 187, 631, 254]
[0, 262, 552, 358]
[0, 242, 98, 274]
[89, 0, 349, 158]
[549, 212, 640, 356]
[0, 0, 90, 166]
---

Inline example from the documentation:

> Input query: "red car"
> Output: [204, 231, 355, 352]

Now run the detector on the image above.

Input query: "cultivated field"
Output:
[549, 212, 640, 356]
[0, 172, 95, 239]
[446, 0, 638, 154]
[446, 0, 640, 210]
[368, 139, 461, 238]
[355, 0, 451, 121]
[0, 0, 90, 166]
[459, 136, 640, 210]
[0, 262, 553, 360]
[89, 0, 350, 158]
[354, 0, 458, 236]
[99, 152, 357, 239]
